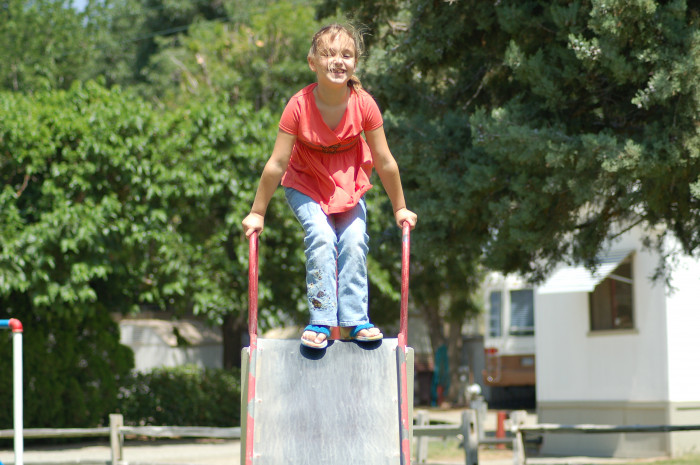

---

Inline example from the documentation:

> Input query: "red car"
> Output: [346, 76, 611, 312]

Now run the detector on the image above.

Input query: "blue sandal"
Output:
[301, 325, 330, 349]
[349, 323, 383, 342]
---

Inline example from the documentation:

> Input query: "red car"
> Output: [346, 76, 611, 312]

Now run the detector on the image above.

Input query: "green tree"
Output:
[126, 0, 229, 83]
[318, 0, 700, 400]
[141, 0, 323, 111]
[0, 0, 91, 92]
[80, 0, 148, 87]
[0, 81, 309, 428]
[323, 0, 700, 276]
[0, 0, 149, 92]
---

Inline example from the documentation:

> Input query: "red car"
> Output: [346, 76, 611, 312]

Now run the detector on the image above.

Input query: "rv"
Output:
[482, 273, 536, 405]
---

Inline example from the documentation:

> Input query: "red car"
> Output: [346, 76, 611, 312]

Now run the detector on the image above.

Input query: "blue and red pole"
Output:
[1, 318, 23, 465]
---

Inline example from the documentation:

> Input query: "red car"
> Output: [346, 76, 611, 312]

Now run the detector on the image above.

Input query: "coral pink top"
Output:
[279, 83, 383, 214]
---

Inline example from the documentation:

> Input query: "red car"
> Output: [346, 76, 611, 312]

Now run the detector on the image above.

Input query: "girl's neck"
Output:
[314, 83, 350, 106]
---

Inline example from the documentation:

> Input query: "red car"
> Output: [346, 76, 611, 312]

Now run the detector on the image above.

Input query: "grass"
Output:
[425, 437, 463, 461]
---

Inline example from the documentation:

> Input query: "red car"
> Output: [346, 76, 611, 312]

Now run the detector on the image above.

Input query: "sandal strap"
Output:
[350, 323, 374, 338]
[304, 325, 330, 337]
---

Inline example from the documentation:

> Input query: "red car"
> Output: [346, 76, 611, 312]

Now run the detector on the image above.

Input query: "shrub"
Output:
[117, 365, 241, 427]
[0, 308, 134, 429]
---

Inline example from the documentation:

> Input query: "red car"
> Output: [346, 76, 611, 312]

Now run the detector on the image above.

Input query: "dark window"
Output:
[589, 257, 634, 331]
[489, 291, 502, 337]
[509, 289, 535, 336]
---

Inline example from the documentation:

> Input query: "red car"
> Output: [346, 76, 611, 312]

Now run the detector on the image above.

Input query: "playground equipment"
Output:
[241, 223, 414, 464]
[0, 318, 23, 465]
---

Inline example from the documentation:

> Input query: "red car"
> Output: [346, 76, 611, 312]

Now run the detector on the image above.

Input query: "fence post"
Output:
[471, 397, 487, 442]
[510, 410, 527, 465]
[415, 410, 429, 463]
[109, 413, 124, 465]
[462, 409, 479, 465]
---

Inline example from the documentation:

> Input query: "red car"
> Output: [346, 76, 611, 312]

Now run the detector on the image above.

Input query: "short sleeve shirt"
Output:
[279, 83, 383, 215]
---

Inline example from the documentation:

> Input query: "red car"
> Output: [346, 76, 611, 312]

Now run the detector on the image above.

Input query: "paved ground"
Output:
[0, 440, 670, 465]
[0, 439, 238, 465]
[0, 409, 673, 465]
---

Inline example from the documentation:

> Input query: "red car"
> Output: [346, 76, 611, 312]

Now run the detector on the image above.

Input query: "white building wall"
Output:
[534, 227, 700, 457]
[665, 248, 700, 402]
[129, 345, 223, 372]
[119, 319, 223, 372]
[663, 245, 700, 456]
[534, 291, 588, 402]
[535, 240, 669, 403]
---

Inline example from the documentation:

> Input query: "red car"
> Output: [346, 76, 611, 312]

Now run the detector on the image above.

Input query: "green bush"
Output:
[0, 309, 134, 429]
[0, 80, 291, 429]
[117, 365, 241, 427]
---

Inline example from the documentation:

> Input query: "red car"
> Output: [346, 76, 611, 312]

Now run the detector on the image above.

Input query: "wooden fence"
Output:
[0, 416, 241, 465]
[5, 410, 700, 465]
[2, 413, 478, 465]
[510, 412, 700, 465]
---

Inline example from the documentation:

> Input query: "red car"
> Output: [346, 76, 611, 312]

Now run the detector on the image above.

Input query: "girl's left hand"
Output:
[394, 207, 417, 230]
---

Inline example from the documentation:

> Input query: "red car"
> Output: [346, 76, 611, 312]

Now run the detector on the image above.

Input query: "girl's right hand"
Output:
[395, 207, 417, 230]
[242, 212, 265, 237]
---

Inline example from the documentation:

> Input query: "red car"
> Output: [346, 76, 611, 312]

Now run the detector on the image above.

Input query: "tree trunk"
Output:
[419, 301, 447, 406]
[420, 301, 445, 356]
[446, 317, 465, 405]
[418, 301, 467, 406]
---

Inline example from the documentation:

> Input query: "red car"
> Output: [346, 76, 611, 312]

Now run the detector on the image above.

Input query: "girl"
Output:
[242, 23, 417, 349]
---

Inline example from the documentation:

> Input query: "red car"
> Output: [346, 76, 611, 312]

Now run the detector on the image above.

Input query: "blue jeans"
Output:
[284, 187, 370, 327]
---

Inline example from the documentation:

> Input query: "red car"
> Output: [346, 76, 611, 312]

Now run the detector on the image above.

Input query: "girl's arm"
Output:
[242, 129, 297, 237]
[365, 126, 417, 229]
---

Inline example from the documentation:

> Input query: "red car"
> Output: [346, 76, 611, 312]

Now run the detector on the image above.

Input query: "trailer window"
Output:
[509, 289, 534, 336]
[489, 291, 502, 337]
[589, 256, 634, 331]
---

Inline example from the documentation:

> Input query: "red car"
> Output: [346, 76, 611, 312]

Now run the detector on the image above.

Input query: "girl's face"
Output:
[308, 32, 357, 88]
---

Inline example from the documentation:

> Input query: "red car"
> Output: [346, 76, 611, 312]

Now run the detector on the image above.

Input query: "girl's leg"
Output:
[334, 198, 372, 328]
[284, 188, 338, 327]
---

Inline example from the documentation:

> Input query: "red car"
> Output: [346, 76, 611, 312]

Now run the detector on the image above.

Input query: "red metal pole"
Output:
[496, 411, 507, 449]
[397, 221, 411, 465]
[245, 232, 259, 465]
[248, 232, 259, 342]
[398, 221, 410, 346]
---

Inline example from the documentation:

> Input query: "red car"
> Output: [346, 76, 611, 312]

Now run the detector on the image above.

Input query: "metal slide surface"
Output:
[245, 338, 406, 465]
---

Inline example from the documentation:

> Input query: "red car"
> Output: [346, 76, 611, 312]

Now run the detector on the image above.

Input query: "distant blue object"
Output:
[431, 344, 450, 406]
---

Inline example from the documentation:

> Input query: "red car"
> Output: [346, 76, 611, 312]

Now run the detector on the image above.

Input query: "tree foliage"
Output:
[6, 0, 700, 414]
[0, 81, 308, 425]
[321, 0, 700, 280]
[316, 0, 700, 400]
[142, 1, 321, 110]
[0, 0, 90, 91]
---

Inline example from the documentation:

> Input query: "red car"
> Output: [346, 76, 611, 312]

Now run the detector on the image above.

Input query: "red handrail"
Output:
[248, 232, 259, 341]
[246, 224, 412, 464]
[398, 221, 411, 347]
[247, 223, 411, 342]
[245, 232, 259, 465]
[397, 221, 412, 465]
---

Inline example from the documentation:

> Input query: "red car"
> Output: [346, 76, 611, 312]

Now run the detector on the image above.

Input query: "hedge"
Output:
[117, 365, 242, 427]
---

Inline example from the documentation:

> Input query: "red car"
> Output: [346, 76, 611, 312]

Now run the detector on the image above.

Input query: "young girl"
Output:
[242, 23, 417, 349]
